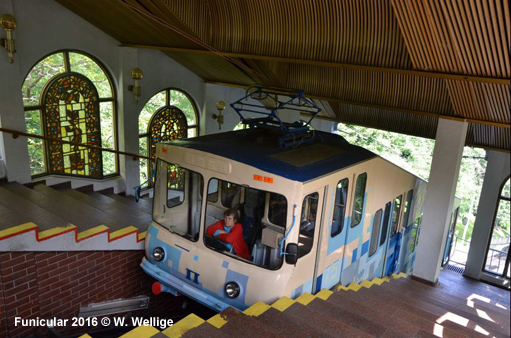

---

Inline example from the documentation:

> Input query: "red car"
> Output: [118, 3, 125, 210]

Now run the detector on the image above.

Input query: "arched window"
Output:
[22, 51, 117, 178]
[138, 89, 199, 185]
[484, 177, 510, 279]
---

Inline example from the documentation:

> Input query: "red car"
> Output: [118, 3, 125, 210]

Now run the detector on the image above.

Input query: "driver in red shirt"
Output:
[206, 209, 250, 260]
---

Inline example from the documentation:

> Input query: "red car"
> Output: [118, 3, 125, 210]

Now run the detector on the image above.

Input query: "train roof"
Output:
[167, 129, 376, 182]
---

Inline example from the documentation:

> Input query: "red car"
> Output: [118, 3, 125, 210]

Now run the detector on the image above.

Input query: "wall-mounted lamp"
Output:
[0, 14, 17, 63]
[127, 68, 143, 103]
[212, 100, 225, 130]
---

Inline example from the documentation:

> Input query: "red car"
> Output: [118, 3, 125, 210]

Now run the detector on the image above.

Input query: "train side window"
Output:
[389, 195, 403, 237]
[410, 216, 422, 252]
[380, 201, 392, 246]
[350, 173, 367, 228]
[206, 179, 218, 202]
[153, 159, 203, 242]
[331, 178, 349, 237]
[298, 192, 319, 258]
[221, 181, 241, 209]
[369, 209, 383, 257]
[402, 190, 413, 228]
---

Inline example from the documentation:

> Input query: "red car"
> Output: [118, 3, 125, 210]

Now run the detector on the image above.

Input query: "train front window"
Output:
[204, 178, 287, 270]
[153, 159, 203, 242]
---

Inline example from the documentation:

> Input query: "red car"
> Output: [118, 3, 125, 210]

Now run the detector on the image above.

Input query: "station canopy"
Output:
[57, 0, 510, 151]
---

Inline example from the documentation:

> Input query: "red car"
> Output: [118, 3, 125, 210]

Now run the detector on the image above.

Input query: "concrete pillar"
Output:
[464, 151, 510, 280]
[412, 119, 468, 284]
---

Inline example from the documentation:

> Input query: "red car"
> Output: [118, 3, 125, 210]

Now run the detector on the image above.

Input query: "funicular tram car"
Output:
[141, 87, 429, 312]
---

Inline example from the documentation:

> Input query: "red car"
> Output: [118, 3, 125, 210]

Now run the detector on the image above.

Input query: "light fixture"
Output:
[224, 282, 240, 298]
[212, 100, 225, 130]
[128, 67, 143, 103]
[0, 14, 17, 63]
[152, 247, 165, 261]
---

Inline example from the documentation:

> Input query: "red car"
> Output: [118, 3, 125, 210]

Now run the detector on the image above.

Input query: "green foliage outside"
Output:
[337, 123, 497, 247]
[22, 51, 116, 176]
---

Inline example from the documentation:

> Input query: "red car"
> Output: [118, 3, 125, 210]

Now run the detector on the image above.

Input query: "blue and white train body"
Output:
[141, 87, 433, 312]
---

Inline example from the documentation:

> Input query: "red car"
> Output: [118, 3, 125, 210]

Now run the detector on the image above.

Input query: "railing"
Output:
[484, 246, 509, 276]
[0, 127, 150, 161]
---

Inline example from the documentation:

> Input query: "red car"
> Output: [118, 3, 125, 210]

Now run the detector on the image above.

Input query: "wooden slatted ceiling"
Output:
[55, 0, 510, 151]
[165, 0, 413, 69]
[287, 65, 453, 115]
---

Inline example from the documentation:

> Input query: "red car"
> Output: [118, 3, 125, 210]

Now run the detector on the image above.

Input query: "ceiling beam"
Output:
[121, 43, 511, 85]
[206, 81, 510, 129]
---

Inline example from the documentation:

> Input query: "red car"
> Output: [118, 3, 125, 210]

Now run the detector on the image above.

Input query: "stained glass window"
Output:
[22, 51, 117, 177]
[139, 89, 199, 187]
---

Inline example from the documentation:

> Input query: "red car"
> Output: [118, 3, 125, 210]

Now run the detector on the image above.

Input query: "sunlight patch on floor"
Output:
[495, 303, 507, 310]
[474, 325, 490, 335]
[436, 312, 468, 327]
[476, 309, 494, 322]
[433, 323, 443, 337]
[467, 293, 490, 308]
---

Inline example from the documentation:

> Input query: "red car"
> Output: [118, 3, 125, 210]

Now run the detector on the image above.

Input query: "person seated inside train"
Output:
[206, 209, 250, 260]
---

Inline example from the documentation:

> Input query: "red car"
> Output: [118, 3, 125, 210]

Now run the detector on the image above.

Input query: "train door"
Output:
[375, 201, 392, 277]
[340, 173, 368, 286]
[384, 195, 403, 276]
[289, 187, 326, 297]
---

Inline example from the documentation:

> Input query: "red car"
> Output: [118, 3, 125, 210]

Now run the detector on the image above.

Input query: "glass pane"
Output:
[139, 91, 166, 134]
[28, 137, 46, 175]
[69, 52, 112, 98]
[331, 178, 349, 237]
[99, 101, 116, 175]
[380, 202, 392, 246]
[139, 158, 149, 184]
[22, 53, 65, 106]
[369, 209, 383, 257]
[351, 173, 367, 227]
[221, 181, 241, 209]
[299, 192, 319, 258]
[402, 190, 413, 228]
[484, 199, 510, 276]
[25, 109, 42, 135]
[169, 90, 197, 125]
[188, 128, 197, 138]
[153, 159, 203, 242]
[502, 179, 510, 199]
[390, 195, 403, 237]
[268, 193, 287, 227]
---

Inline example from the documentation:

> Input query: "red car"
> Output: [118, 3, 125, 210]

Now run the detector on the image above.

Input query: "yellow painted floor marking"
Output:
[139, 231, 147, 240]
[77, 335, 93, 338]
[38, 224, 76, 240]
[119, 325, 160, 338]
[77, 225, 109, 241]
[348, 283, 362, 291]
[162, 314, 205, 337]
[243, 301, 271, 317]
[295, 293, 316, 305]
[110, 226, 138, 240]
[206, 314, 227, 328]
[316, 289, 333, 300]
[337, 285, 350, 291]
[372, 278, 386, 285]
[271, 297, 295, 312]
[0, 222, 37, 240]
[360, 280, 373, 288]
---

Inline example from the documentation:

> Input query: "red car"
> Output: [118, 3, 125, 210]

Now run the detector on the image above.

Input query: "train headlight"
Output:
[224, 282, 240, 298]
[152, 247, 165, 261]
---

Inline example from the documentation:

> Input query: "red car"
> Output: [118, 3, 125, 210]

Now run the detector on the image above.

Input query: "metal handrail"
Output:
[0, 127, 150, 160]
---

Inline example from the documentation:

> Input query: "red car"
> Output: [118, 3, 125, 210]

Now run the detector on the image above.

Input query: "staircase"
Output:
[0, 182, 152, 251]
[115, 271, 510, 338]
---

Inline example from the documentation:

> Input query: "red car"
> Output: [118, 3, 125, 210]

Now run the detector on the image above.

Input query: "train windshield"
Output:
[153, 159, 203, 241]
[204, 178, 288, 270]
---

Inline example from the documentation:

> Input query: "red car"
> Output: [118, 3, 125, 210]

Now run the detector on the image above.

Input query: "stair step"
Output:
[102, 193, 153, 215]
[61, 189, 151, 231]
[212, 308, 286, 338]
[307, 297, 388, 337]
[380, 280, 510, 334]
[83, 191, 152, 221]
[326, 292, 420, 337]
[0, 186, 69, 231]
[341, 284, 495, 338]
[283, 301, 374, 338]
[181, 322, 227, 338]
[253, 307, 325, 338]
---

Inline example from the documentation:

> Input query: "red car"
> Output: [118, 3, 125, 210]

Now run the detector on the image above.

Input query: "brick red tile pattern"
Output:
[0, 251, 182, 338]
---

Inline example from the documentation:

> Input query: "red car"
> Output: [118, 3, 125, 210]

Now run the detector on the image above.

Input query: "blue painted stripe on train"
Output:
[315, 274, 323, 293]
[175, 244, 190, 252]
[352, 247, 358, 264]
[360, 240, 370, 257]
[327, 216, 351, 256]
